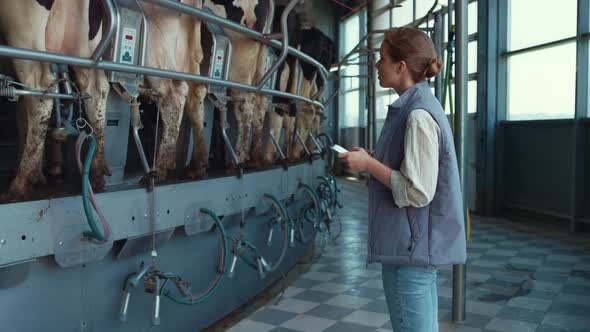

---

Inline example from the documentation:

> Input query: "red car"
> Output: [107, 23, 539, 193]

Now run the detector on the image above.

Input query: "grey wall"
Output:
[312, 0, 338, 143]
[500, 121, 575, 219]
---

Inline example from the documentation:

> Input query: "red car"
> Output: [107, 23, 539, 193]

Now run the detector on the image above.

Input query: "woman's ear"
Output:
[397, 61, 407, 74]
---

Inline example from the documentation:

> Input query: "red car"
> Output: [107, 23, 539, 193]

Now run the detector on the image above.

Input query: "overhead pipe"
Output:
[257, 0, 302, 89]
[91, 0, 117, 62]
[0, 45, 325, 109]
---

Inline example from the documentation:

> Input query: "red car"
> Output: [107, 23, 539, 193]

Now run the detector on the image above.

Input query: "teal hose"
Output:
[263, 193, 292, 230]
[162, 208, 228, 305]
[81, 135, 105, 242]
[298, 183, 321, 228]
[262, 193, 291, 271]
[316, 176, 334, 208]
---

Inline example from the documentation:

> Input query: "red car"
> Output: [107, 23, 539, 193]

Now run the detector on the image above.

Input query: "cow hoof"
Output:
[0, 185, 33, 203]
[184, 166, 207, 179]
[90, 172, 106, 193]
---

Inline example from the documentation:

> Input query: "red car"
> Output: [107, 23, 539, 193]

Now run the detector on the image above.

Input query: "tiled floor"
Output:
[227, 178, 590, 332]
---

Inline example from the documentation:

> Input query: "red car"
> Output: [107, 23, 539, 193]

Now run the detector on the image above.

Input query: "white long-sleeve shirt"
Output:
[389, 109, 441, 208]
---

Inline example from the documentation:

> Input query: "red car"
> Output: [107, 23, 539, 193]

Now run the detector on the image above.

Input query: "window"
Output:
[506, 0, 577, 120]
[344, 90, 361, 127]
[339, 11, 366, 129]
[469, 40, 477, 74]
[393, 0, 414, 26]
[508, 0, 576, 51]
[507, 42, 576, 120]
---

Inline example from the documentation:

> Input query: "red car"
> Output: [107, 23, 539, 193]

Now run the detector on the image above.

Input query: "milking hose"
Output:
[262, 193, 291, 272]
[160, 208, 228, 305]
[80, 134, 107, 242]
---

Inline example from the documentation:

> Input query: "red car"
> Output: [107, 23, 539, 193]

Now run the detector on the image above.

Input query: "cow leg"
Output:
[154, 80, 189, 181]
[1, 61, 54, 201]
[283, 114, 296, 162]
[262, 110, 283, 166]
[291, 106, 314, 160]
[248, 93, 269, 168]
[184, 83, 208, 179]
[74, 67, 111, 192]
[229, 90, 255, 166]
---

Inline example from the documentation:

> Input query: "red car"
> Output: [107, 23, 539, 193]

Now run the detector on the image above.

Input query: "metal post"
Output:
[572, 0, 589, 232]
[368, 0, 377, 151]
[434, 13, 444, 102]
[452, 0, 467, 322]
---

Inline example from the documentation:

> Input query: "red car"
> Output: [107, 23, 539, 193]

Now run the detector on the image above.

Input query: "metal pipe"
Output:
[0, 45, 325, 109]
[452, 0, 467, 322]
[152, 275, 161, 326]
[13, 89, 81, 101]
[324, 89, 339, 106]
[267, 227, 274, 246]
[270, 132, 286, 161]
[308, 132, 322, 154]
[140, 0, 329, 79]
[130, 99, 151, 174]
[257, 0, 301, 89]
[119, 291, 132, 322]
[221, 129, 240, 166]
[91, 0, 117, 62]
[134, 0, 149, 67]
[227, 253, 238, 278]
[295, 131, 311, 157]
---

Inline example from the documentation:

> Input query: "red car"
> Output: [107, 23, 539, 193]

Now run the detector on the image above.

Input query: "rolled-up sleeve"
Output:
[389, 109, 441, 208]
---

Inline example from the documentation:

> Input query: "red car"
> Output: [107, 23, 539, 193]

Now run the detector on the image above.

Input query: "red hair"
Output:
[383, 27, 443, 81]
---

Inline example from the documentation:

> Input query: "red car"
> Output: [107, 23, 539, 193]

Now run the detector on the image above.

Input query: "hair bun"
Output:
[425, 58, 443, 78]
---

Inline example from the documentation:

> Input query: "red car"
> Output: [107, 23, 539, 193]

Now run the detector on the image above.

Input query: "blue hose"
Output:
[81, 135, 105, 242]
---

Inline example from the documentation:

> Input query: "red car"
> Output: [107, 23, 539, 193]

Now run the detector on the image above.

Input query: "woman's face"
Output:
[376, 43, 400, 89]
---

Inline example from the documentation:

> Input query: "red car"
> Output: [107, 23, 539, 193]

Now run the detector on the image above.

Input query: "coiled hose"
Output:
[160, 208, 228, 305]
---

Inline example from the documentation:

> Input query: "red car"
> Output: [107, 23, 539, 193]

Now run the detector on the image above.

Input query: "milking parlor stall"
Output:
[0, 0, 340, 330]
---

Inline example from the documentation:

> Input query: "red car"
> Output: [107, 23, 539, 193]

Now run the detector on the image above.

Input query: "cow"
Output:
[253, 5, 302, 168]
[289, 27, 335, 161]
[0, 0, 111, 200]
[141, 1, 208, 182]
[202, 0, 275, 167]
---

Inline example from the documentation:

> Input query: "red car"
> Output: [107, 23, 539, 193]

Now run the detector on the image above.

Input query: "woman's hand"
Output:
[338, 147, 373, 172]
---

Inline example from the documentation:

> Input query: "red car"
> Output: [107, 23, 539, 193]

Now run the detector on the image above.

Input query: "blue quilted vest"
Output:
[367, 81, 467, 266]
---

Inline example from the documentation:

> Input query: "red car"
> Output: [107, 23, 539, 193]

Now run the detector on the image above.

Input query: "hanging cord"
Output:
[150, 98, 162, 263]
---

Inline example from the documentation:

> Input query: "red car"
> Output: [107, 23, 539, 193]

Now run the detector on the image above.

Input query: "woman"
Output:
[339, 27, 467, 332]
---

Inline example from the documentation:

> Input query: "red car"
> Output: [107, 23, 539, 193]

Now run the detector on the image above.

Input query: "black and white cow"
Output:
[0, 0, 111, 200]
[253, 5, 302, 167]
[203, 0, 275, 166]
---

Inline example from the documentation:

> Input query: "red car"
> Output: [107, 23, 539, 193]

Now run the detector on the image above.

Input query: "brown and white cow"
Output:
[0, 0, 110, 200]
[255, 5, 301, 168]
[289, 28, 335, 161]
[141, 0, 209, 182]
[203, 0, 274, 167]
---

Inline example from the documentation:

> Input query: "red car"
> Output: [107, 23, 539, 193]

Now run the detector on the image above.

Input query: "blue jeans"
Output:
[382, 264, 438, 332]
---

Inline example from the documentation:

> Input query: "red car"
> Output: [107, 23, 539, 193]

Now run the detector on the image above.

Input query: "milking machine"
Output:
[103, 0, 149, 186]
[119, 208, 229, 325]
[194, 9, 246, 177]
